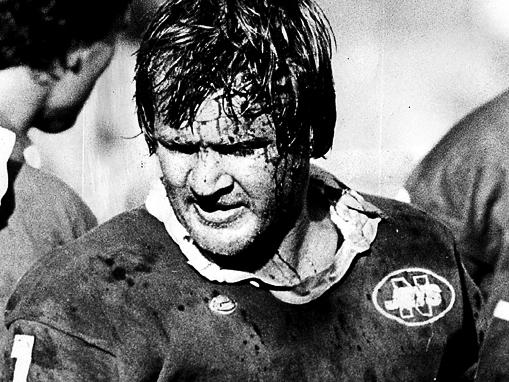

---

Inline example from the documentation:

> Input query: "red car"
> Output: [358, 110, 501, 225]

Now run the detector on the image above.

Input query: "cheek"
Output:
[101, 43, 116, 69]
[157, 150, 191, 188]
[230, 152, 278, 199]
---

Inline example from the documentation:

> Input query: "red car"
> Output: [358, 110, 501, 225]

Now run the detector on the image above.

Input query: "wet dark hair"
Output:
[0, 0, 130, 71]
[135, 0, 336, 158]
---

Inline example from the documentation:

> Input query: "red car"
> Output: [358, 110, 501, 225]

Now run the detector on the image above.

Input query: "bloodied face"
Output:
[155, 91, 310, 258]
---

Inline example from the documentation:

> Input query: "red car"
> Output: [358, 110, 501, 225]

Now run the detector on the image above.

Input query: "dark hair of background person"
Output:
[0, 0, 131, 71]
[135, 0, 337, 159]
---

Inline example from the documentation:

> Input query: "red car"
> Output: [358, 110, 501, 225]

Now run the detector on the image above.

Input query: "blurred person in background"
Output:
[403, 89, 509, 380]
[0, 0, 130, 349]
[0, 0, 480, 380]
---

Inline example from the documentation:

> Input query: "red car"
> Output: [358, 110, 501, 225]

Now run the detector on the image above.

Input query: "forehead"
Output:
[156, 91, 276, 142]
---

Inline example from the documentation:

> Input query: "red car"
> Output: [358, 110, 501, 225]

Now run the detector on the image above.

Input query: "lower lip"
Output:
[193, 204, 245, 226]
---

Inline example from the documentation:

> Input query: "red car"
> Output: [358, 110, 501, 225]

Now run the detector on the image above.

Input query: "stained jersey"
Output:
[1, 168, 479, 381]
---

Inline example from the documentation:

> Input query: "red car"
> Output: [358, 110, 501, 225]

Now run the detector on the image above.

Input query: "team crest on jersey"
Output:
[372, 267, 455, 326]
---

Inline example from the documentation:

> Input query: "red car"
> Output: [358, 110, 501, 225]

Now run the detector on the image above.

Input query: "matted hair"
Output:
[0, 0, 130, 71]
[136, 0, 336, 159]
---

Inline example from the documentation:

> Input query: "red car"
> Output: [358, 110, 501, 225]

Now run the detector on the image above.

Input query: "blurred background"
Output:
[26, 0, 509, 223]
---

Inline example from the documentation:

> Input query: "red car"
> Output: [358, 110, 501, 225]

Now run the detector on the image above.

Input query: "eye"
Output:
[215, 140, 271, 157]
[218, 146, 256, 156]
[157, 139, 198, 155]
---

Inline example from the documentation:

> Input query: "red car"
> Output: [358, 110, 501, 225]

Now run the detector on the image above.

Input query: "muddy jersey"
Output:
[1, 174, 479, 381]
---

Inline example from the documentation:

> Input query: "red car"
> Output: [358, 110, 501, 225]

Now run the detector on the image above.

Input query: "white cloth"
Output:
[0, 126, 15, 205]
[394, 188, 411, 203]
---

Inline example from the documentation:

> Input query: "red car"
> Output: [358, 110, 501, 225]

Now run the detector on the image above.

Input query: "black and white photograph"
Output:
[1, 0, 509, 380]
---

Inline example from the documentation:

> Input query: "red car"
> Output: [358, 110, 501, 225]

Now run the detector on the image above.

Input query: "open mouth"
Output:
[193, 202, 245, 226]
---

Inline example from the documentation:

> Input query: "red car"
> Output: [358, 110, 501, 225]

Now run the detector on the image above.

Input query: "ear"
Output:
[64, 40, 116, 77]
[30, 49, 84, 85]
[65, 49, 83, 74]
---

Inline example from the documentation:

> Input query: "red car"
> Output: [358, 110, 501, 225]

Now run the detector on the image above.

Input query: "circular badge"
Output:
[372, 267, 455, 327]
[208, 294, 237, 315]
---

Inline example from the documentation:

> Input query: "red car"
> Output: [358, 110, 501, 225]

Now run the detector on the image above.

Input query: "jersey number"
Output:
[11, 335, 34, 382]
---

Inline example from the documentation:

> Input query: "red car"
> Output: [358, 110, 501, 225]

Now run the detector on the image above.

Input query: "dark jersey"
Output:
[1, 180, 479, 381]
[405, 89, 509, 381]
[0, 161, 97, 356]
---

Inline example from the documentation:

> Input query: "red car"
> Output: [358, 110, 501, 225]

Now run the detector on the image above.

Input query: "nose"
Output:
[189, 149, 234, 198]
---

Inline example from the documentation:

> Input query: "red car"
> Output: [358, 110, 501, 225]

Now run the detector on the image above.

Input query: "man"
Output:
[1, 0, 480, 380]
[404, 89, 509, 380]
[0, 0, 130, 351]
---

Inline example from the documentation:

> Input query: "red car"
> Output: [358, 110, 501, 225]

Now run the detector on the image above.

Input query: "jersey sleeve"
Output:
[1, 320, 118, 382]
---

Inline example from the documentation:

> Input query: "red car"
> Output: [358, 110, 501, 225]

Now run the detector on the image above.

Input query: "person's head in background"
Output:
[0, 0, 131, 137]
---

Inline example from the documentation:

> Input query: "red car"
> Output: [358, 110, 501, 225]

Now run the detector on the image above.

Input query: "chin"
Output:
[192, 231, 254, 257]
[36, 106, 81, 134]
[193, 222, 267, 256]
[181, 208, 257, 256]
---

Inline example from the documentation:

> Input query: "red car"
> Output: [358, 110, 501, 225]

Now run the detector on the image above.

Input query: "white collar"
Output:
[0, 126, 15, 205]
[145, 170, 381, 304]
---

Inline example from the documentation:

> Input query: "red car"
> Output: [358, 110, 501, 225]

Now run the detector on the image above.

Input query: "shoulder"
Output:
[13, 164, 97, 229]
[459, 89, 509, 139]
[4, 208, 179, 349]
[407, 90, 509, 190]
[363, 194, 458, 267]
[434, 90, 509, 157]
[404, 92, 509, 219]
[366, 192, 448, 229]
[15, 164, 90, 208]
[6, 208, 173, 306]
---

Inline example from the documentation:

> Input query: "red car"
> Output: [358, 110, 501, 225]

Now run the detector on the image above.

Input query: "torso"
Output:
[7, 202, 478, 381]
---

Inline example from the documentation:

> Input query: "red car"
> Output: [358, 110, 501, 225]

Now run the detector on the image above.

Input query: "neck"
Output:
[0, 66, 49, 136]
[276, 200, 312, 270]
[270, 190, 340, 280]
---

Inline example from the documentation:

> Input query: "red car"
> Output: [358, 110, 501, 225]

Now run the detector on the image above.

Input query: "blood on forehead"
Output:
[157, 91, 276, 144]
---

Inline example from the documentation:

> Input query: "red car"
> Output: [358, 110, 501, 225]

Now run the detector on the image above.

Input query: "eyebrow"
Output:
[210, 137, 273, 150]
[155, 136, 273, 149]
